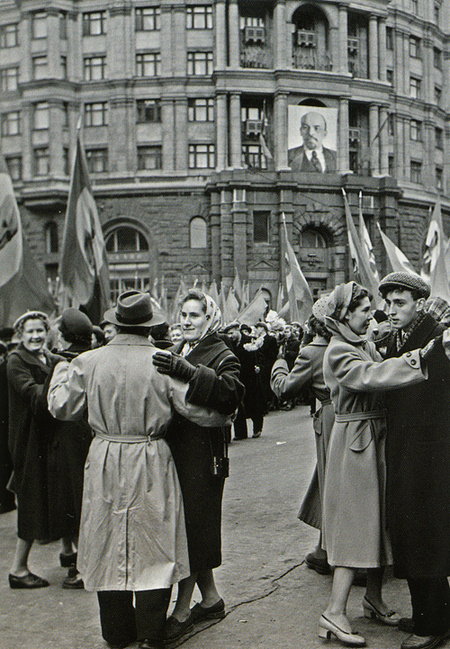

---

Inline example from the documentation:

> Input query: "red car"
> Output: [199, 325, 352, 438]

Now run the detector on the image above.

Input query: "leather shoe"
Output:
[62, 568, 84, 589]
[9, 572, 49, 589]
[305, 552, 331, 575]
[362, 596, 400, 626]
[138, 640, 163, 649]
[399, 618, 415, 633]
[401, 632, 450, 649]
[164, 614, 194, 641]
[318, 614, 366, 647]
[190, 598, 225, 624]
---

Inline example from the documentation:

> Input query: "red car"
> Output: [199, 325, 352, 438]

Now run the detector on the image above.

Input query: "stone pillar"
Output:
[274, 92, 289, 170]
[160, 7, 172, 76]
[210, 191, 221, 281]
[21, 103, 33, 180]
[47, 10, 61, 78]
[423, 38, 434, 103]
[173, 7, 187, 77]
[369, 103, 380, 175]
[396, 116, 407, 182]
[109, 97, 135, 173]
[175, 99, 188, 171]
[19, 14, 31, 81]
[378, 18, 387, 82]
[230, 93, 242, 168]
[379, 105, 389, 175]
[162, 100, 175, 171]
[329, 23, 339, 73]
[48, 100, 64, 176]
[423, 119, 435, 187]
[109, 4, 133, 79]
[338, 98, 350, 173]
[232, 189, 248, 280]
[395, 30, 404, 94]
[274, 0, 287, 69]
[215, 0, 227, 69]
[228, 0, 240, 69]
[220, 189, 233, 279]
[216, 93, 228, 170]
[338, 4, 348, 75]
[369, 14, 379, 80]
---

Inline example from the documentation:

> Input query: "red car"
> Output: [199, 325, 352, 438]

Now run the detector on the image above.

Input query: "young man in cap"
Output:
[378, 272, 450, 649]
[48, 291, 231, 649]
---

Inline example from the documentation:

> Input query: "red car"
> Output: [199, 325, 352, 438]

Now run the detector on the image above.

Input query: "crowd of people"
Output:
[0, 272, 449, 649]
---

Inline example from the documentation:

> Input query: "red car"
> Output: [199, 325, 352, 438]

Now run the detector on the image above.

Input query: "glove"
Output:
[371, 321, 393, 347]
[152, 351, 196, 383]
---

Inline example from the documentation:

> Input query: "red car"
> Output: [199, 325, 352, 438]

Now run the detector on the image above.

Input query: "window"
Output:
[410, 77, 421, 99]
[136, 52, 161, 77]
[32, 56, 48, 80]
[409, 37, 420, 58]
[45, 222, 58, 254]
[5, 156, 21, 181]
[137, 145, 162, 170]
[434, 48, 442, 69]
[59, 11, 68, 39]
[388, 155, 395, 177]
[0, 23, 19, 48]
[253, 211, 270, 243]
[187, 52, 213, 75]
[86, 148, 108, 173]
[299, 228, 327, 248]
[435, 86, 442, 106]
[436, 127, 443, 149]
[32, 12, 47, 39]
[186, 6, 213, 29]
[411, 0, 418, 15]
[188, 98, 214, 122]
[188, 143, 215, 168]
[434, 2, 440, 24]
[135, 7, 160, 31]
[62, 102, 69, 127]
[386, 69, 393, 84]
[85, 102, 108, 126]
[60, 56, 67, 78]
[83, 12, 106, 36]
[386, 27, 393, 50]
[410, 119, 421, 141]
[410, 160, 422, 183]
[84, 56, 106, 81]
[34, 147, 49, 175]
[190, 217, 207, 248]
[106, 227, 149, 252]
[63, 147, 69, 175]
[34, 102, 49, 130]
[388, 113, 395, 136]
[0, 67, 18, 91]
[436, 167, 443, 190]
[136, 99, 161, 123]
[242, 144, 266, 169]
[1, 111, 21, 136]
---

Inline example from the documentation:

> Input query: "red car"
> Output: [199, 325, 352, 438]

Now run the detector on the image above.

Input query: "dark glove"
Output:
[152, 351, 196, 383]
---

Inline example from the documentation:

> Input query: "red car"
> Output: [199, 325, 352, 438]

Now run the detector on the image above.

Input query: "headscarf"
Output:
[179, 293, 222, 355]
[311, 295, 330, 324]
[326, 282, 358, 323]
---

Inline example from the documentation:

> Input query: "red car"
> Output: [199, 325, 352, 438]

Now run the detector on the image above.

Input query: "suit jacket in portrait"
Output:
[288, 145, 337, 172]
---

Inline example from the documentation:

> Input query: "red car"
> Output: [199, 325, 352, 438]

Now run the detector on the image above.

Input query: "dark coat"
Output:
[385, 314, 450, 578]
[288, 145, 337, 172]
[165, 333, 243, 572]
[7, 344, 63, 541]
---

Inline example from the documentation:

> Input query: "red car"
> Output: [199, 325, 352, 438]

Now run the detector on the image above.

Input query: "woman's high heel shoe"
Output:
[319, 614, 366, 647]
[362, 597, 400, 626]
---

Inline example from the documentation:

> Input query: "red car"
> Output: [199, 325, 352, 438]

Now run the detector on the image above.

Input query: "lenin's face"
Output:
[300, 113, 327, 151]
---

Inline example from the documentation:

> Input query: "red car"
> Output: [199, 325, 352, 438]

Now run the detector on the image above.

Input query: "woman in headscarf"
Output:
[152, 289, 244, 642]
[319, 282, 435, 647]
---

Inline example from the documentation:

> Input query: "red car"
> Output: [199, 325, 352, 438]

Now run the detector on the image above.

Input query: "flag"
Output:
[233, 267, 243, 305]
[0, 155, 55, 326]
[276, 283, 285, 313]
[207, 280, 220, 306]
[237, 289, 268, 326]
[226, 288, 240, 323]
[280, 214, 313, 324]
[259, 102, 274, 168]
[59, 133, 110, 324]
[169, 277, 187, 323]
[376, 223, 417, 275]
[421, 199, 450, 300]
[359, 193, 380, 284]
[342, 189, 381, 306]
[241, 280, 250, 309]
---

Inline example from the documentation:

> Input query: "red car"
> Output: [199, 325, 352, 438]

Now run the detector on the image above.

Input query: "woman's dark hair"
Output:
[307, 314, 331, 341]
[347, 285, 372, 314]
[180, 288, 208, 313]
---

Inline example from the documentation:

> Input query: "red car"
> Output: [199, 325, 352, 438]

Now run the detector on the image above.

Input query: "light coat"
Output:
[48, 333, 231, 592]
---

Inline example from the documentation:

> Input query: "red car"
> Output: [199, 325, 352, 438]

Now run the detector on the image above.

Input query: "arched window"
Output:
[105, 226, 149, 252]
[105, 224, 151, 303]
[299, 227, 327, 248]
[45, 221, 58, 253]
[190, 217, 207, 248]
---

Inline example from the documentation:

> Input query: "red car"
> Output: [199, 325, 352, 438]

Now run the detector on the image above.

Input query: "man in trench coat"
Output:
[379, 272, 450, 649]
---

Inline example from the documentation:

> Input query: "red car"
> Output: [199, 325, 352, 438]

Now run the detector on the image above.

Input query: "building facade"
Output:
[0, 0, 449, 306]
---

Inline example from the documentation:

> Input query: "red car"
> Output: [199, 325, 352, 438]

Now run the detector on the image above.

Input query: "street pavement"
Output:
[0, 406, 420, 649]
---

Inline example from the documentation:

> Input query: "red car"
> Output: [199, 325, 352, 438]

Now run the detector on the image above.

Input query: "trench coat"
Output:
[322, 319, 427, 568]
[7, 344, 64, 541]
[384, 313, 450, 578]
[271, 338, 334, 529]
[166, 333, 244, 572]
[48, 333, 233, 592]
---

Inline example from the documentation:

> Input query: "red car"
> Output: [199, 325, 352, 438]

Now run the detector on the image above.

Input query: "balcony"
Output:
[240, 45, 272, 69]
[292, 48, 332, 71]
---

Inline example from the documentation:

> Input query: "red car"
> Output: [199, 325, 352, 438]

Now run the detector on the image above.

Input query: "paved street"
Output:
[0, 406, 418, 649]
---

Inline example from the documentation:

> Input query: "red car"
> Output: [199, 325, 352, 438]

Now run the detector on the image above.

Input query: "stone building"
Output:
[0, 0, 449, 306]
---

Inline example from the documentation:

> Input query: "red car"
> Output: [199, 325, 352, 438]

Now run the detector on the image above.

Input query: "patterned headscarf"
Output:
[326, 282, 358, 323]
[180, 292, 222, 351]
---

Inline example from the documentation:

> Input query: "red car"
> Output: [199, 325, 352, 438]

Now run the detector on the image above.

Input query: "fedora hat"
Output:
[103, 291, 166, 328]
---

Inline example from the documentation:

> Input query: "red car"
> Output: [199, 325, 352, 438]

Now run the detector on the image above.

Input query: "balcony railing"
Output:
[292, 49, 332, 71]
[240, 45, 272, 69]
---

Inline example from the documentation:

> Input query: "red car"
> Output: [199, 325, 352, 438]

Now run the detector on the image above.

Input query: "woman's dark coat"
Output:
[165, 333, 243, 572]
[7, 344, 63, 541]
[385, 313, 450, 578]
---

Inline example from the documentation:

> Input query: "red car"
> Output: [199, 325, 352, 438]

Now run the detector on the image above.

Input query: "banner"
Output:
[421, 200, 450, 301]
[376, 223, 417, 275]
[281, 215, 313, 324]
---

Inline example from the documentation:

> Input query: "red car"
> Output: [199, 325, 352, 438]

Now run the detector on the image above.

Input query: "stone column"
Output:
[228, 0, 240, 69]
[379, 105, 389, 175]
[21, 103, 33, 180]
[109, 4, 133, 79]
[369, 104, 380, 176]
[423, 119, 435, 187]
[215, 0, 227, 69]
[274, 0, 287, 69]
[47, 10, 61, 78]
[423, 38, 434, 103]
[274, 92, 289, 170]
[369, 14, 379, 80]
[338, 97, 349, 172]
[48, 100, 63, 177]
[396, 116, 407, 182]
[173, 7, 187, 77]
[230, 93, 242, 168]
[378, 18, 387, 82]
[216, 93, 228, 170]
[395, 30, 404, 94]
[19, 14, 31, 81]
[338, 4, 348, 75]
[162, 100, 175, 171]
[110, 97, 134, 173]
[175, 99, 188, 171]
[220, 189, 233, 279]
[160, 7, 172, 76]
[232, 189, 248, 280]
[210, 191, 222, 281]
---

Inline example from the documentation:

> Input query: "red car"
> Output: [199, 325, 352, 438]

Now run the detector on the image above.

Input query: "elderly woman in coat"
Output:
[319, 282, 437, 648]
[48, 291, 235, 649]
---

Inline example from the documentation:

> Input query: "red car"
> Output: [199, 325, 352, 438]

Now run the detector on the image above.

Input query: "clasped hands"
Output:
[152, 350, 196, 383]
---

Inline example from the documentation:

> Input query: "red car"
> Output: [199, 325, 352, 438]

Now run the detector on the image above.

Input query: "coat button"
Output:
[410, 359, 416, 365]
[406, 352, 412, 357]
